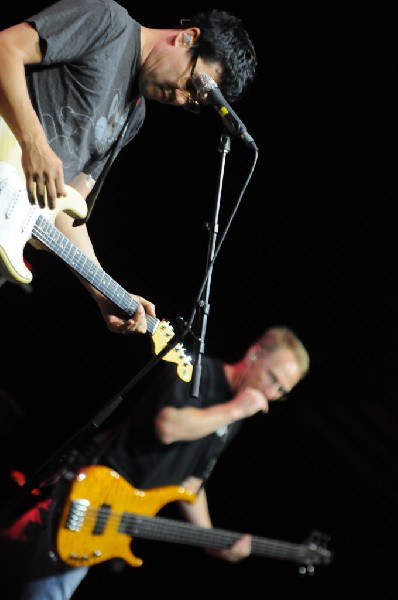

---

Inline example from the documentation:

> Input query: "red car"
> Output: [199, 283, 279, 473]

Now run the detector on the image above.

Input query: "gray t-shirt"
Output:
[25, 0, 145, 182]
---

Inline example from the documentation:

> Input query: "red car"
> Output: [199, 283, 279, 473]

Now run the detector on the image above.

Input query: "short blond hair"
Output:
[255, 326, 310, 381]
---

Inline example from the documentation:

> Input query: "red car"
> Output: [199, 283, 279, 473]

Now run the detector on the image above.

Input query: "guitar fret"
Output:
[123, 513, 321, 562]
[32, 218, 171, 342]
[35, 216, 142, 317]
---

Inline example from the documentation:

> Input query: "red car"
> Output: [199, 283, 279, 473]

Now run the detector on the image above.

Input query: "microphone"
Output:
[193, 73, 256, 148]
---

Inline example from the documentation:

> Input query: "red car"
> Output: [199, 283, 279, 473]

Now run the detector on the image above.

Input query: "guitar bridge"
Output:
[64, 498, 90, 532]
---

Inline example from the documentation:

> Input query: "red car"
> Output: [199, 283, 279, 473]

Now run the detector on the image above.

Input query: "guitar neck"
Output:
[31, 214, 192, 383]
[33, 215, 159, 334]
[121, 513, 332, 567]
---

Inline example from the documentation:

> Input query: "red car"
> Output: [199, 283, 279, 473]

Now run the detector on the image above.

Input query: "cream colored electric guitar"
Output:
[0, 119, 193, 382]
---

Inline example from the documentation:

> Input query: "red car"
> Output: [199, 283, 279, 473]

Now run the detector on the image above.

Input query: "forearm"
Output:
[178, 487, 212, 528]
[54, 210, 105, 302]
[0, 25, 45, 146]
[54, 183, 155, 334]
[178, 486, 252, 562]
[156, 402, 241, 444]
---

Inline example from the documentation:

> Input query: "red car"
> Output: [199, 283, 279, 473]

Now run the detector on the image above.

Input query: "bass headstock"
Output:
[298, 529, 334, 575]
[151, 320, 193, 383]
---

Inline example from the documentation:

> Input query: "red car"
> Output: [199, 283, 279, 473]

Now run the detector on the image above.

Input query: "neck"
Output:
[223, 360, 246, 392]
[140, 26, 150, 64]
[140, 27, 180, 64]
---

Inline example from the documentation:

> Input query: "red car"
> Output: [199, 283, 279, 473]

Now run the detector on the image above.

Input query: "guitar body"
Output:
[56, 465, 333, 571]
[0, 161, 87, 283]
[56, 465, 196, 568]
[0, 117, 87, 283]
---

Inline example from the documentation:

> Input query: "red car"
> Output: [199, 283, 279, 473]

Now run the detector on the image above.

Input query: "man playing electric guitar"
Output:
[0, 326, 322, 600]
[0, 0, 257, 336]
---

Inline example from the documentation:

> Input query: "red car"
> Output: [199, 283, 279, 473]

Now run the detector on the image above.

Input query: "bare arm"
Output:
[54, 194, 155, 335]
[155, 386, 269, 444]
[0, 24, 156, 333]
[154, 383, 262, 561]
[0, 22, 66, 207]
[178, 484, 251, 562]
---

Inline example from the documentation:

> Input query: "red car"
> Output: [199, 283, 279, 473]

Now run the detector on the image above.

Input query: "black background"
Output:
[1, 2, 398, 598]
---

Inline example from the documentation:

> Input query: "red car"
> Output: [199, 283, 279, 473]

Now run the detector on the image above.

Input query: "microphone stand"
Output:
[190, 130, 231, 397]
[0, 124, 254, 523]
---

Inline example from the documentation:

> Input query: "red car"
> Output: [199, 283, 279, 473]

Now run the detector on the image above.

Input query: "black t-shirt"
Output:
[103, 356, 243, 489]
[0, 356, 243, 585]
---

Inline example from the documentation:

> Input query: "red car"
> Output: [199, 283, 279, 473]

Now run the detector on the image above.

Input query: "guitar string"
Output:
[34, 217, 192, 358]
[61, 503, 328, 563]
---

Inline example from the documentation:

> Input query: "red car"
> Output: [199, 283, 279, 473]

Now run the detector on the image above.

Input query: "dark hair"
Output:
[187, 9, 257, 103]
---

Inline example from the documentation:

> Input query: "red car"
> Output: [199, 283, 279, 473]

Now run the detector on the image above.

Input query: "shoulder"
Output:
[28, 0, 136, 28]
[28, 0, 138, 59]
[201, 356, 229, 395]
[87, 0, 139, 29]
[203, 355, 224, 378]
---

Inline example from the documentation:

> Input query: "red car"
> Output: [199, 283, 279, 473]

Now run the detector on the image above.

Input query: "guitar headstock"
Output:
[151, 320, 193, 383]
[298, 530, 334, 575]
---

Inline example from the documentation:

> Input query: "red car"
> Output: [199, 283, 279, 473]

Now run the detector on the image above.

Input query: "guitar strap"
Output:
[73, 103, 135, 227]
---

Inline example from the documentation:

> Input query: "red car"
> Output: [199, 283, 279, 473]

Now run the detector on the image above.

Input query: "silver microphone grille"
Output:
[193, 73, 218, 98]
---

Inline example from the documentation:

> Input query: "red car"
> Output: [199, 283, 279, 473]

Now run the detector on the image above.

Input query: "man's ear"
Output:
[182, 32, 193, 46]
[246, 343, 261, 361]
[178, 28, 200, 48]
